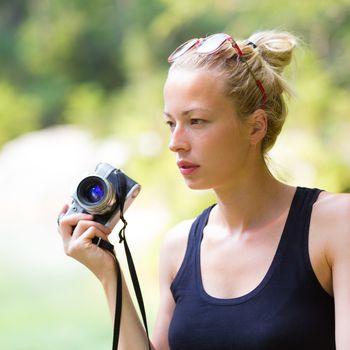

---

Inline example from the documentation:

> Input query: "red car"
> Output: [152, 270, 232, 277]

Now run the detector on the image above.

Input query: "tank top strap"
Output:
[191, 204, 215, 241]
[283, 186, 322, 239]
[277, 186, 323, 275]
[170, 205, 215, 296]
[298, 186, 323, 263]
[305, 187, 323, 226]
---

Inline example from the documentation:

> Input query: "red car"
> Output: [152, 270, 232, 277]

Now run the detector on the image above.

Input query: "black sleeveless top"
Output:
[168, 187, 335, 350]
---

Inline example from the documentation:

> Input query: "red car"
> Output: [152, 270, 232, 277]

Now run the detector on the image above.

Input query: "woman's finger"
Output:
[72, 219, 112, 239]
[57, 204, 70, 224]
[58, 213, 94, 239]
[65, 225, 111, 258]
[79, 225, 111, 243]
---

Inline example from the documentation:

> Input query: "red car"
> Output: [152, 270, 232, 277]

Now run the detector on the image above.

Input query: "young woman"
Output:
[58, 31, 350, 349]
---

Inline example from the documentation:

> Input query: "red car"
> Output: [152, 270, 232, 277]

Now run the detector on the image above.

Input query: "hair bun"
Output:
[248, 31, 298, 73]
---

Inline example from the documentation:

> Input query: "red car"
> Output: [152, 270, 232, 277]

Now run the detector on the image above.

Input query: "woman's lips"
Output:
[177, 160, 200, 175]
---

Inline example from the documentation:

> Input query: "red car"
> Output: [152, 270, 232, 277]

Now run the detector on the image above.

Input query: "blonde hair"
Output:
[169, 30, 298, 154]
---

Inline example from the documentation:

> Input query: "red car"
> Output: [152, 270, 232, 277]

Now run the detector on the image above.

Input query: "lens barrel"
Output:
[76, 175, 117, 214]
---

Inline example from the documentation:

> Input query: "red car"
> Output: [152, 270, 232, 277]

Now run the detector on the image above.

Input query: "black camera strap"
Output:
[92, 173, 151, 350]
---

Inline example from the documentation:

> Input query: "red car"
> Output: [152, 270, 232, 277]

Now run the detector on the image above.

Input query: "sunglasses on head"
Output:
[168, 33, 267, 110]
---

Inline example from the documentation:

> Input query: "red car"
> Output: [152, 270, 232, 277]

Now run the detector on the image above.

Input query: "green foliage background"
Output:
[1, 0, 350, 192]
[1, 0, 349, 348]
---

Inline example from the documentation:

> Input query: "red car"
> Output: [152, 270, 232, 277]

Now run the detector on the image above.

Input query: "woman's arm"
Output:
[322, 194, 350, 349]
[101, 267, 152, 349]
[58, 206, 152, 350]
[152, 219, 194, 350]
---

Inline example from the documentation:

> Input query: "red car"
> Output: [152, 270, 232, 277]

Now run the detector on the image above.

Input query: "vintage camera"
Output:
[65, 163, 141, 229]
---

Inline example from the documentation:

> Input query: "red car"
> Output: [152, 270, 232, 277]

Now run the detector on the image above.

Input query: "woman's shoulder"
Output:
[160, 218, 196, 282]
[313, 190, 350, 256]
[314, 190, 350, 229]
[161, 218, 195, 258]
[315, 190, 350, 219]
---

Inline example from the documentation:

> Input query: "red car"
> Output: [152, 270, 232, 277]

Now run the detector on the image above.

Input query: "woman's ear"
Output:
[247, 109, 267, 145]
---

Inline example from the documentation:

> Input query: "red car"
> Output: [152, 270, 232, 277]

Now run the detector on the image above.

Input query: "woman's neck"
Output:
[211, 161, 295, 236]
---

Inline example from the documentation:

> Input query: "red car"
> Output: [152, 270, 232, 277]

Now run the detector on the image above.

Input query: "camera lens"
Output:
[86, 184, 104, 203]
[76, 175, 116, 214]
[77, 176, 107, 205]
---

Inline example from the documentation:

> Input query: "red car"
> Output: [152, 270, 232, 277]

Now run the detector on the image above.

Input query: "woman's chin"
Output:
[184, 179, 211, 191]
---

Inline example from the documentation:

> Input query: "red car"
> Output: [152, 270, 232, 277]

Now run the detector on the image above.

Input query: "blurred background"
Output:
[0, 0, 349, 348]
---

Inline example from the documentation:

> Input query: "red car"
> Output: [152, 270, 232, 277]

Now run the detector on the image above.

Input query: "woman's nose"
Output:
[168, 125, 190, 153]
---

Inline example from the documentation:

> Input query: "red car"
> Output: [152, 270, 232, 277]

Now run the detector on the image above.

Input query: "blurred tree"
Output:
[0, 0, 349, 192]
[0, 82, 40, 145]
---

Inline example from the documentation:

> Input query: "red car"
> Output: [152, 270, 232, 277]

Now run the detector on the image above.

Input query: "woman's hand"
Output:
[57, 204, 116, 282]
[58, 205, 156, 349]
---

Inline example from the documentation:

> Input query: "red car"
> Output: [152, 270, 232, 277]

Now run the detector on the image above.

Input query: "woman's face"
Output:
[163, 68, 254, 191]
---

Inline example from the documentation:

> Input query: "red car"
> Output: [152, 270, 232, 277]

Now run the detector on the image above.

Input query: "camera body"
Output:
[65, 163, 141, 229]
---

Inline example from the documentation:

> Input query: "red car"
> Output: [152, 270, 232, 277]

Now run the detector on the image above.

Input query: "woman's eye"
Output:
[191, 118, 205, 125]
[165, 120, 175, 130]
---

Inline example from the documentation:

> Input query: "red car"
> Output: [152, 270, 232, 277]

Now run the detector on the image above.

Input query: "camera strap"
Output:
[92, 173, 151, 350]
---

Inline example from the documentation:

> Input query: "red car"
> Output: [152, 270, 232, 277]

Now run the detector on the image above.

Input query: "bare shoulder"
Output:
[162, 219, 195, 251]
[160, 218, 195, 282]
[315, 192, 350, 348]
[314, 191, 350, 223]
[313, 191, 350, 260]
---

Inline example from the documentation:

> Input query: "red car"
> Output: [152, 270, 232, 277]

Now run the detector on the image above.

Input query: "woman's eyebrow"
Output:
[163, 108, 211, 118]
